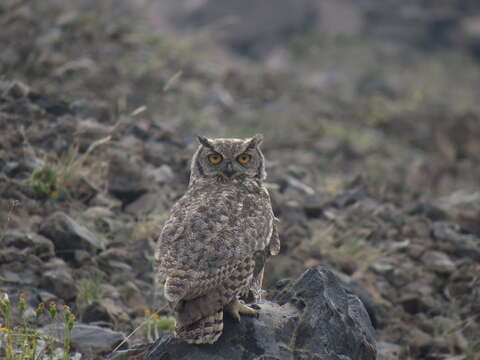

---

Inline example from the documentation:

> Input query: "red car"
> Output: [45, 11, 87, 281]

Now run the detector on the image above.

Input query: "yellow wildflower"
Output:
[151, 313, 159, 319]
[0, 327, 9, 333]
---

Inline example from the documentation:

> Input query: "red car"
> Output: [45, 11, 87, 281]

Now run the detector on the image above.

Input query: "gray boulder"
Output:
[44, 323, 124, 355]
[39, 212, 106, 256]
[40, 268, 77, 301]
[112, 266, 376, 360]
[71, 324, 124, 354]
[1, 231, 55, 259]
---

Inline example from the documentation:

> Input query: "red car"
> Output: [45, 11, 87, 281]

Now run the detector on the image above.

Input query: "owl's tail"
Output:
[175, 309, 223, 344]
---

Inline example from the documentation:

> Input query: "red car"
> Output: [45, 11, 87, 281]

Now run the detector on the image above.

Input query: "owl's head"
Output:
[190, 134, 266, 184]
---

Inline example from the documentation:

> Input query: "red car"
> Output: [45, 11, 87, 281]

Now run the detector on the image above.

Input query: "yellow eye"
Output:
[237, 154, 251, 164]
[208, 154, 223, 164]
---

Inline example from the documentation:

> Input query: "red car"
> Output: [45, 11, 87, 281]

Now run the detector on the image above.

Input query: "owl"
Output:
[154, 134, 280, 344]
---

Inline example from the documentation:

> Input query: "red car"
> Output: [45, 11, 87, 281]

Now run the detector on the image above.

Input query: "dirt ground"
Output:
[1, 1, 479, 359]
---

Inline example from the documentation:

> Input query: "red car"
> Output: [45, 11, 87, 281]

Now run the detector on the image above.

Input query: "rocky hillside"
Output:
[1, 1, 479, 359]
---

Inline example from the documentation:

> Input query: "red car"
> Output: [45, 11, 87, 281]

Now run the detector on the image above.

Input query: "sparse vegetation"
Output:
[25, 137, 111, 201]
[0, 294, 76, 360]
[1, 200, 19, 240]
[309, 225, 383, 276]
[78, 275, 103, 307]
[26, 167, 61, 200]
[144, 311, 175, 343]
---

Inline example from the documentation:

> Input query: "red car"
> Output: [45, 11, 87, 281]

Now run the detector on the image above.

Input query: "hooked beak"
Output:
[223, 161, 236, 178]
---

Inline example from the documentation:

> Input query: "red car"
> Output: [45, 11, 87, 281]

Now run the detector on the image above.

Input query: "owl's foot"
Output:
[225, 299, 257, 322]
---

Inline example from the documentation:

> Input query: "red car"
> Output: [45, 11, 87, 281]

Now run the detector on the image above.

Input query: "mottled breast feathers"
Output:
[156, 177, 274, 280]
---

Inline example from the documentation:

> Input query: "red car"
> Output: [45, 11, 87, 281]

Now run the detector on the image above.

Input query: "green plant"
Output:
[111, 308, 174, 353]
[62, 306, 75, 360]
[56, 136, 110, 190]
[1, 200, 19, 240]
[310, 226, 383, 277]
[78, 274, 103, 307]
[25, 136, 111, 201]
[0, 294, 76, 360]
[144, 311, 175, 342]
[26, 167, 60, 199]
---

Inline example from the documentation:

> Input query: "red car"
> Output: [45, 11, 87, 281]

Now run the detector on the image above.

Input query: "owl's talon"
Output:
[250, 304, 261, 310]
[226, 299, 257, 322]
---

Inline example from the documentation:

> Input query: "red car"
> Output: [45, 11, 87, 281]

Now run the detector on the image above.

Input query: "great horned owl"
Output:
[154, 134, 280, 344]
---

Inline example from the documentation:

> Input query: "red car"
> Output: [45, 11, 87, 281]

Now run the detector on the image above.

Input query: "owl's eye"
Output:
[237, 154, 251, 164]
[208, 154, 223, 164]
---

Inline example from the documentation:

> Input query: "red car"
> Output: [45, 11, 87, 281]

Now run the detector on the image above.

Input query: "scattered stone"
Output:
[1, 269, 33, 284]
[406, 202, 448, 222]
[41, 269, 77, 301]
[371, 260, 394, 274]
[302, 194, 326, 218]
[386, 265, 411, 288]
[332, 186, 368, 208]
[377, 341, 403, 360]
[100, 283, 121, 300]
[45, 323, 124, 355]
[149, 165, 175, 185]
[107, 153, 149, 206]
[76, 119, 112, 151]
[124, 191, 168, 216]
[37, 290, 57, 303]
[98, 248, 131, 273]
[406, 242, 427, 259]
[1, 231, 55, 259]
[431, 222, 480, 260]
[106, 344, 151, 360]
[39, 212, 106, 257]
[81, 299, 130, 327]
[437, 190, 480, 234]
[142, 142, 178, 168]
[83, 206, 115, 220]
[74, 249, 93, 264]
[285, 175, 315, 195]
[89, 193, 123, 210]
[27, 89, 71, 115]
[422, 251, 456, 274]
[69, 176, 99, 203]
[118, 281, 148, 316]
[408, 327, 433, 352]
[0, 247, 29, 264]
[399, 294, 430, 315]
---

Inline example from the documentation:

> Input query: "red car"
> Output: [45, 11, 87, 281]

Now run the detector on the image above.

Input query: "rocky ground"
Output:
[1, 1, 480, 359]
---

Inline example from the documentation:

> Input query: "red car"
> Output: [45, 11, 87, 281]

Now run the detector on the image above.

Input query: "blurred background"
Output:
[1, 0, 479, 359]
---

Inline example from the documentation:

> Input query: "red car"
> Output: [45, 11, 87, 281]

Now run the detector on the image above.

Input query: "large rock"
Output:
[274, 265, 377, 359]
[39, 212, 106, 256]
[431, 222, 480, 261]
[110, 266, 376, 360]
[1, 231, 55, 259]
[107, 152, 149, 206]
[81, 299, 130, 328]
[437, 190, 480, 235]
[40, 268, 77, 301]
[44, 323, 124, 355]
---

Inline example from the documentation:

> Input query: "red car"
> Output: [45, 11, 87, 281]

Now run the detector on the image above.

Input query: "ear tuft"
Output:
[253, 134, 263, 144]
[249, 134, 263, 147]
[197, 136, 211, 147]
